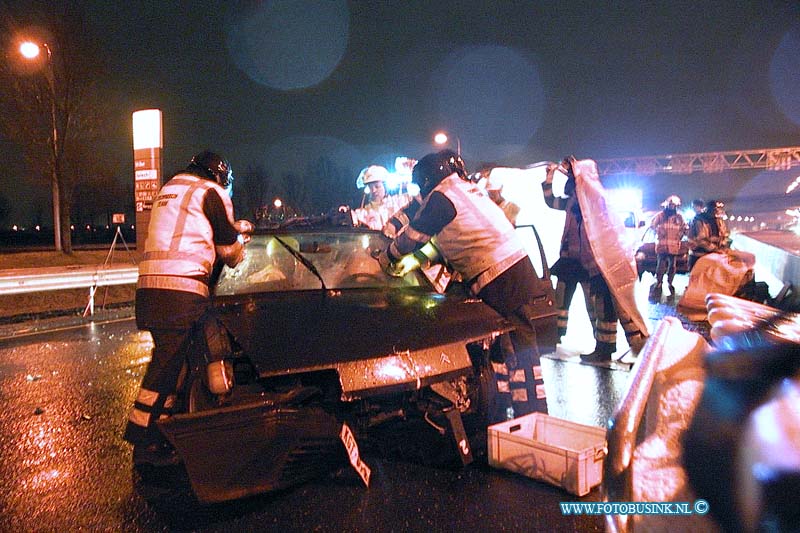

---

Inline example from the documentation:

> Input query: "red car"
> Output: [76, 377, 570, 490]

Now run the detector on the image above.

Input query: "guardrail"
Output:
[0, 264, 138, 316]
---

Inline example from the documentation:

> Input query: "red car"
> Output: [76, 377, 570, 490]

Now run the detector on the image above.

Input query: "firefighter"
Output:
[124, 150, 253, 468]
[542, 162, 593, 345]
[375, 149, 550, 421]
[649, 195, 688, 298]
[542, 157, 648, 362]
[352, 165, 411, 231]
[688, 199, 731, 270]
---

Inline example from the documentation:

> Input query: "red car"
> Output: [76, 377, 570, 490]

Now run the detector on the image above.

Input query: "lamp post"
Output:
[20, 40, 61, 252]
[434, 131, 460, 155]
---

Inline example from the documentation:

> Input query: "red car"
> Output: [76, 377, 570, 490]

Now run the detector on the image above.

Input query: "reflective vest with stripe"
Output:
[137, 174, 235, 296]
[430, 175, 527, 292]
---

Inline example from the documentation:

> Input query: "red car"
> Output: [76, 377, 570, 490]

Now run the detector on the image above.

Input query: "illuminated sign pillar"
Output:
[132, 109, 163, 251]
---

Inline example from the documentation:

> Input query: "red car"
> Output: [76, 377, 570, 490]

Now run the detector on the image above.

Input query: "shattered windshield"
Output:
[214, 231, 422, 296]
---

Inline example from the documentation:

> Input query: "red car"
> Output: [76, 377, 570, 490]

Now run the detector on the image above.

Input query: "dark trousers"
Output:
[123, 328, 192, 446]
[585, 274, 645, 355]
[655, 252, 678, 285]
[125, 288, 208, 447]
[484, 302, 548, 422]
[555, 278, 593, 339]
[505, 301, 548, 415]
[585, 275, 618, 355]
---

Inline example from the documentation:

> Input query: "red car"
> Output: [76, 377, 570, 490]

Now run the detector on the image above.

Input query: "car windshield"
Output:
[214, 230, 423, 296]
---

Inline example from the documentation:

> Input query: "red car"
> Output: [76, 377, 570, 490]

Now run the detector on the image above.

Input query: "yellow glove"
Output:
[372, 248, 406, 277]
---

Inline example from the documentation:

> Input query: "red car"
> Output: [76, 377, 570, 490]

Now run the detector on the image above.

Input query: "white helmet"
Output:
[661, 195, 682, 208]
[356, 165, 389, 189]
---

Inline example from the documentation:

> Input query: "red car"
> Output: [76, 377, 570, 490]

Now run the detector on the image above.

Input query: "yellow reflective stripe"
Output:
[163, 395, 177, 409]
[510, 369, 526, 383]
[533, 365, 543, 380]
[135, 388, 159, 407]
[129, 407, 150, 428]
[470, 249, 526, 294]
[403, 224, 431, 244]
[511, 389, 528, 402]
[395, 211, 410, 227]
[536, 384, 547, 399]
[142, 251, 213, 272]
[172, 180, 206, 251]
[497, 381, 510, 393]
[491, 362, 508, 375]
[597, 332, 617, 342]
[137, 275, 209, 297]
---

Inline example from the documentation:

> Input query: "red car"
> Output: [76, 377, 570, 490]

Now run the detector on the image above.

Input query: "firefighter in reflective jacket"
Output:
[352, 165, 411, 231]
[376, 150, 549, 421]
[124, 150, 253, 468]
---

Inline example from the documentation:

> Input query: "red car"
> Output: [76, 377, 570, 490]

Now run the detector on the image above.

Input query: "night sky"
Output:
[2, 0, 800, 224]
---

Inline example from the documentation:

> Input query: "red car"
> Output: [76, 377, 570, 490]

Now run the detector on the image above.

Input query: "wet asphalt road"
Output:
[0, 314, 638, 533]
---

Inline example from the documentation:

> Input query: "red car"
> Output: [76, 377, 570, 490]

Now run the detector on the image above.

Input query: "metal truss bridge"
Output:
[597, 146, 800, 176]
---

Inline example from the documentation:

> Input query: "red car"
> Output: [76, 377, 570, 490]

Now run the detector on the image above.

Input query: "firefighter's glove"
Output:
[372, 248, 404, 277]
[562, 155, 577, 180]
[544, 163, 559, 184]
[234, 219, 254, 244]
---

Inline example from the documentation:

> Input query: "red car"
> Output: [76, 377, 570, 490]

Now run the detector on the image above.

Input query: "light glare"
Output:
[19, 41, 40, 59]
[132, 109, 163, 150]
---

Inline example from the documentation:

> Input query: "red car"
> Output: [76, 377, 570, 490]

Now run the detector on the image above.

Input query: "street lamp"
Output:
[19, 40, 62, 252]
[434, 131, 460, 155]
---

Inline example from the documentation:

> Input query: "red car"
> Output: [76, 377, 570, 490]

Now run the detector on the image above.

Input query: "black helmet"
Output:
[412, 150, 467, 198]
[188, 150, 233, 188]
[706, 199, 725, 213]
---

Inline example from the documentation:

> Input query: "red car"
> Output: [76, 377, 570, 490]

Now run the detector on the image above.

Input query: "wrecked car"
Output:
[152, 222, 555, 504]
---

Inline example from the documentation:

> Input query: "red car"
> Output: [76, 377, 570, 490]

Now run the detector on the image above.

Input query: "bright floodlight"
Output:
[19, 41, 40, 59]
[434, 132, 448, 145]
[273, 198, 283, 208]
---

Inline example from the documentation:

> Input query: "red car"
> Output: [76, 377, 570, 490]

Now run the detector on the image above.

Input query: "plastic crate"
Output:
[488, 413, 607, 496]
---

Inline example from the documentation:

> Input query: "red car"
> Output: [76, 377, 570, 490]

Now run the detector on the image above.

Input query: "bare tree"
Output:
[0, 2, 111, 253]
[305, 156, 353, 214]
[282, 171, 310, 216]
[236, 164, 273, 220]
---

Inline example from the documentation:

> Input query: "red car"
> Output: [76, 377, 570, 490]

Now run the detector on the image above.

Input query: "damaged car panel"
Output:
[156, 225, 526, 504]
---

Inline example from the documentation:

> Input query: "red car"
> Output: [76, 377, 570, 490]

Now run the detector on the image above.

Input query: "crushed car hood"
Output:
[213, 287, 509, 378]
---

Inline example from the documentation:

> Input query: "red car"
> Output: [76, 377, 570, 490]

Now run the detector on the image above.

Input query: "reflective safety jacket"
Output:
[138, 173, 237, 297]
[392, 174, 526, 294]
[650, 210, 688, 255]
[352, 193, 411, 231]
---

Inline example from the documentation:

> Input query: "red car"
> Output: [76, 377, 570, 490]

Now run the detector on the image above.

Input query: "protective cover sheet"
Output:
[573, 159, 649, 339]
